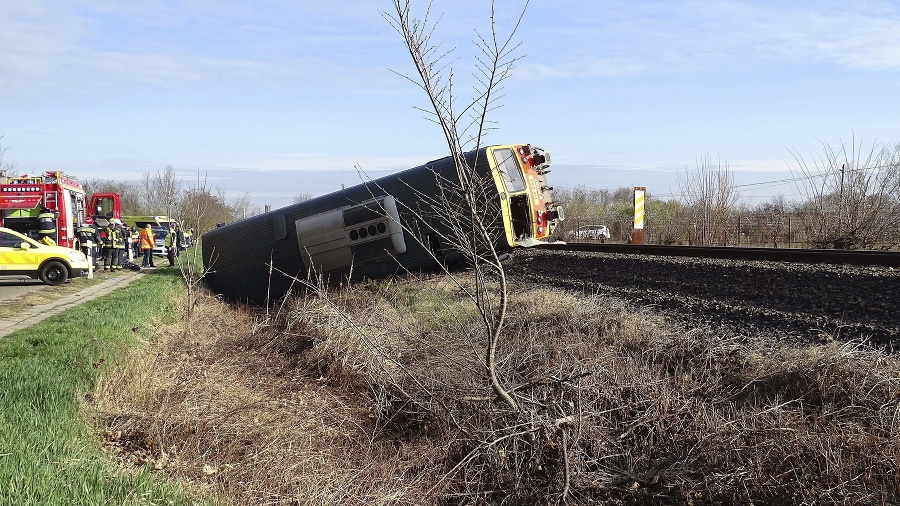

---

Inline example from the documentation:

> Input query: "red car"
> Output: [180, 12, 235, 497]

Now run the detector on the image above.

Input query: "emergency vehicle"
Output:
[0, 171, 87, 249]
[0, 226, 90, 285]
[87, 192, 192, 251]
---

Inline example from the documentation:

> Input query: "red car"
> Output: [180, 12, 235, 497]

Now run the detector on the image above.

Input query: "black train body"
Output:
[201, 143, 560, 305]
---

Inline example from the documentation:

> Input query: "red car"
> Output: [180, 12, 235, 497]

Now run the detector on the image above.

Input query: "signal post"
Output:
[631, 187, 645, 244]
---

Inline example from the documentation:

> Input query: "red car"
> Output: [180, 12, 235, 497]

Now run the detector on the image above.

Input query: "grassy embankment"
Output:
[0, 267, 207, 506]
[91, 260, 900, 505]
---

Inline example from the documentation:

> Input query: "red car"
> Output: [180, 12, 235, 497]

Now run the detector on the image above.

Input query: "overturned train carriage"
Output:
[201, 143, 563, 305]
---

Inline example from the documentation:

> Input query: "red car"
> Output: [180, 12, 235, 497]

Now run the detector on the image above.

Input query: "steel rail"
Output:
[535, 242, 900, 268]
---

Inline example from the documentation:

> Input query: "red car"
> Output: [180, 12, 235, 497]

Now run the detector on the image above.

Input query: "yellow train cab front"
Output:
[0, 227, 90, 285]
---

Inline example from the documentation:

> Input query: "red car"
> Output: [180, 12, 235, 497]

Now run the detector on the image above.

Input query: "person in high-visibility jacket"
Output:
[138, 224, 156, 268]
[96, 224, 108, 263]
[129, 226, 140, 259]
[37, 207, 57, 243]
[114, 222, 127, 269]
[103, 220, 121, 271]
[164, 225, 177, 267]
[76, 223, 99, 266]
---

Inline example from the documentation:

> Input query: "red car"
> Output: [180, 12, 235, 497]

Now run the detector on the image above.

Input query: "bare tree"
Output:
[742, 196, 788, 247]
[293, 193, 314, 204]
[142, 165, 183, 218]
[646, 198, 689, 245]
[790, 137, 900, 249]
[224, 190, 258, 222]
[677, 154, 741, 245]
[0, 136, 17, 177]
[82, 179, 144, 215]
[175, 172, 219, 328]
[552, 186, 613, 239]
[384, 0, 528, 412]
[180, 186, 249, 235]
[348, 2, 605, 503]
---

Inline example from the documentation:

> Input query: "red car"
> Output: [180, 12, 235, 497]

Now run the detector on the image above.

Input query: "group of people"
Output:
[75, 220, 184, 271]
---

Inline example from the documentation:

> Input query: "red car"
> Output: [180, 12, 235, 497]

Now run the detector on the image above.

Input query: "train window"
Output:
[493, 148, 526, 193]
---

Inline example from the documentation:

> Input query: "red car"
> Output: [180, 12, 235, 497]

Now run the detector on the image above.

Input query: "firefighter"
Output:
[97, 222, 109, 264]
[114, 221, 127, 270]
[103, 219, 121, 271]
[76, 222, 99, 266]
[129, 226, 140, 259]
[174, 224, 184, 254]
[164, 225, 177, 267]
[37, 207, 57, 243]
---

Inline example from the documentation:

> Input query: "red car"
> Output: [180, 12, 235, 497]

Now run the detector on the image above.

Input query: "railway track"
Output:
[506, 243, 900, 351]
[536, 242, 900, 267]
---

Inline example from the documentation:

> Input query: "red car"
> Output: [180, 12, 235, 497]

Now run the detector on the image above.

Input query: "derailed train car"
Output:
[201, 143, 563, 305]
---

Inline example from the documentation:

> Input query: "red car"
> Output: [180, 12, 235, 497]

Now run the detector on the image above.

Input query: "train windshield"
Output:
[493, 148, 526, 193]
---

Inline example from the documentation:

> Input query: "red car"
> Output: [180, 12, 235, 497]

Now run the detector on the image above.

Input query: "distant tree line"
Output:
[555, 139, 900, 250]
[7, 134, 899, 250]
[84, 165, 258, 235]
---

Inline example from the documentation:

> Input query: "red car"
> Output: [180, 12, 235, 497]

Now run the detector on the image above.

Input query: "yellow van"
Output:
[0, 227, 90, 285]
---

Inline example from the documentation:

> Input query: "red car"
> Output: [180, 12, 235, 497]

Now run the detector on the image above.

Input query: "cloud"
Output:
[763, 10, 900, 70]
[0, 0, 395, 101]
[515, 58, 646, 79]
[518, 1, 900, 79]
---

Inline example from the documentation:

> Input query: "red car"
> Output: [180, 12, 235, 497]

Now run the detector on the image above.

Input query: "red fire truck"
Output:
[0, 171, 88, 249]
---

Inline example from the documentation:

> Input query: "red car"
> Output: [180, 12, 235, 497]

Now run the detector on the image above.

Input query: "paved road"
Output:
[0, 279, 48, 302]
[0, 271, 145, 338]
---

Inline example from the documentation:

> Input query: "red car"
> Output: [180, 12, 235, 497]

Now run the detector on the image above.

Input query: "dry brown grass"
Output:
[91, 288, 440, 505]
[90, 272, 900, 505]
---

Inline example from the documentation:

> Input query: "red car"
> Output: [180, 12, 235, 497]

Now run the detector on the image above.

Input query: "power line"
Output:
[734, 162, 891, 190]
[553, 162, 895, 200]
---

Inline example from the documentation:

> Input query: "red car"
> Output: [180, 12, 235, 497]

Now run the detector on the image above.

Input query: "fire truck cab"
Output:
[86, 191, 121, 224]
[0, 171, 88, 249]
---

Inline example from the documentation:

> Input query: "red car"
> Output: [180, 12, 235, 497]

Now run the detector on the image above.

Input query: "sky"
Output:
[2, 0, 899, 212]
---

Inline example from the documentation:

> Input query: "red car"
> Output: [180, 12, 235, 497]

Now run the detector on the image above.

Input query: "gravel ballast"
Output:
[505, 248, 900, 349]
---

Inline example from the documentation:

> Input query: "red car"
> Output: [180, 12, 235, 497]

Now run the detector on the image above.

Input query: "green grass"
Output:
[174, 245, 204, 273]
[378, 278, 481, 332]
[0, 268, 208, 506]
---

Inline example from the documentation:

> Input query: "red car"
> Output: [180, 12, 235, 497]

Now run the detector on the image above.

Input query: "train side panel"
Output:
[202, 150, 490, 304]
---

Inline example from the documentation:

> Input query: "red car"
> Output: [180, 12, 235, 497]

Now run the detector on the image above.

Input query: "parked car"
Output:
[0, 227, 90, 285]
[151, 226, 169, 256]
[567, 225, 611, 242]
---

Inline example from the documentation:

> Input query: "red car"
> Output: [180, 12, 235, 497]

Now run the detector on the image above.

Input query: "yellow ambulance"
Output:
[0, 227, 90, 285]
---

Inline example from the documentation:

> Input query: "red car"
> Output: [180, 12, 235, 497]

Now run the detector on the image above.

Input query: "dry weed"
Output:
[90, 272, 900, 505]
[90, 289, 439, 505]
